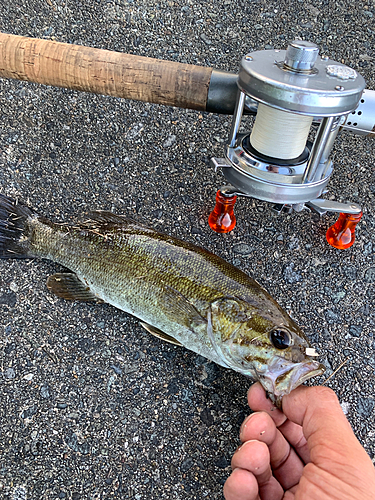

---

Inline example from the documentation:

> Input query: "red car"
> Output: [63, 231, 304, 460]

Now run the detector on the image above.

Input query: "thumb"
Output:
[282, 385, 375, 482]
[282, 385, 354, 447]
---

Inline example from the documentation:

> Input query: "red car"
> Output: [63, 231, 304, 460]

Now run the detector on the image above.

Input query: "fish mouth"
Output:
[259, 357, 326, 408]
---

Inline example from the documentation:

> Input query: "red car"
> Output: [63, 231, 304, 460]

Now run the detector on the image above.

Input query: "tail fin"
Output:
[0, 194, 35, 259]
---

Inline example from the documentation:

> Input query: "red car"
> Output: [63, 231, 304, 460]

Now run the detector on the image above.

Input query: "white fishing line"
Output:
[250, 103, 313, 160]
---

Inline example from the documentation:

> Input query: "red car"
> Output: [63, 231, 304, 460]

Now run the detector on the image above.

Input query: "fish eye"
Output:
[270, 329, 291, 350]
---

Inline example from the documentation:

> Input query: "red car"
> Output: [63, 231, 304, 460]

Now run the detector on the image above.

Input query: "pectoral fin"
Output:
[161, 284, 206, 329]
[47, 273, 102, 302]
[140, 322, 182, 346]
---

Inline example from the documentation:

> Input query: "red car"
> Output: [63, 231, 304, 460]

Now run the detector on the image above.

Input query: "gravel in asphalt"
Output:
[0, 1, 374, 499]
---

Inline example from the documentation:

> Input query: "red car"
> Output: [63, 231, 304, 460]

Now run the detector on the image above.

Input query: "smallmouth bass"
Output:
[0, 194, 324, 405]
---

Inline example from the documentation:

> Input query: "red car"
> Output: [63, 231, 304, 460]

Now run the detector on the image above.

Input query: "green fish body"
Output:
[0, 194, 324, 404]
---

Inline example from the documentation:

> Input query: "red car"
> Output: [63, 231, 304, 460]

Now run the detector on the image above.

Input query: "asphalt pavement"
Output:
[0, 1, 374, 499]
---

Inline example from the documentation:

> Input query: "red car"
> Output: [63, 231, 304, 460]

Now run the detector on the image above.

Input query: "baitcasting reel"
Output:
[209, 40, 371, 248]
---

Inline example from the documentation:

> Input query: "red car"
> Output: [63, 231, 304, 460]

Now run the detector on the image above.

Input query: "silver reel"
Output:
[211, 40, 366, 216]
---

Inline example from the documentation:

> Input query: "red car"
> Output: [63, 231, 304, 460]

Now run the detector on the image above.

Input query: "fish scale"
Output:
[0, 194, 325, 405]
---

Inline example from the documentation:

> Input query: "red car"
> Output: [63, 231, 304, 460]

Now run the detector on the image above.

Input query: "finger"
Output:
[232, 440, 272, 486]
[239, 412, 304, 490]
[247, 383, 287, 426]
[277, 419, 310, 464]
[223, 467, 260, 500]
[247, 383, 310, 463]
[231, 440, 284, 500]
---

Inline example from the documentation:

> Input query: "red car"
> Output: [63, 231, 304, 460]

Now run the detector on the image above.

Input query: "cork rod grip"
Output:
[0, 32, 213, 110]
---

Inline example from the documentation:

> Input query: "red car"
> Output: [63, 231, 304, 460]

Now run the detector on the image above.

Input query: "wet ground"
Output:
[0, 1, 374, 499]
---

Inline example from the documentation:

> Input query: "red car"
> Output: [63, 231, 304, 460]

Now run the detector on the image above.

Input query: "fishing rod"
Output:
[0, 33, 374, 248]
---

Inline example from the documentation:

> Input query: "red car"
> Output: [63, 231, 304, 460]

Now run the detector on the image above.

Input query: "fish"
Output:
[0, 194, 324, 406]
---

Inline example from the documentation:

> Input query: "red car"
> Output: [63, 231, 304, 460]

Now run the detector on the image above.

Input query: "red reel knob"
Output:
[326, 212, 362, 249]
[208, 190, 237, 233]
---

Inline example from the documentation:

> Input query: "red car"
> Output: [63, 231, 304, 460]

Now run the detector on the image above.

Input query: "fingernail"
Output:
[240, 413, 257, 434]
[235, 439, 260, 453]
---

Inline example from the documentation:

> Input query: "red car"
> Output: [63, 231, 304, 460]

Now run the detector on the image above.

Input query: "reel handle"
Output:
[208, 190, 237, 233]
[326, 212, 363, 249]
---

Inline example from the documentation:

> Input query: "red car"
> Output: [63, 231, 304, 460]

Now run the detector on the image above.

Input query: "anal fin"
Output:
[47, 273, 101, 302]
[140, 322, 182, 346]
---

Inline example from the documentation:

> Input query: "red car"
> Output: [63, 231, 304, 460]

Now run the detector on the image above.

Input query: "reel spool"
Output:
[209, 40, 366, 248]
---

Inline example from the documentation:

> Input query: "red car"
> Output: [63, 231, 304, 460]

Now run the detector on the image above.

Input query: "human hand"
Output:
[224, 383, 375, 500]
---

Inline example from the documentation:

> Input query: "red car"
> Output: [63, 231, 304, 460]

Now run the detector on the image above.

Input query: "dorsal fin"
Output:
[84, 210, 131, 225]
[80, 211, 153, 234]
